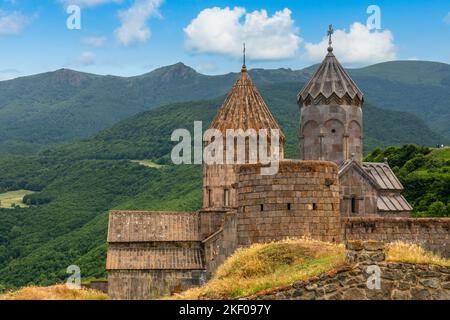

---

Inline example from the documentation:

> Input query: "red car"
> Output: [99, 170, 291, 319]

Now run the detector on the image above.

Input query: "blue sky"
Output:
[0, 0, 449, 79]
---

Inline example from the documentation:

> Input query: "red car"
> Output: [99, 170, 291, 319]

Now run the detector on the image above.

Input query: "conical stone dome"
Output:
[209, 65, 285, 141]
[298, 48, 364, 107]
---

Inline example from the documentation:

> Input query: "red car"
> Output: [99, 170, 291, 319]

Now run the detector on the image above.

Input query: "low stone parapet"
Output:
[245, 241, 450, 300]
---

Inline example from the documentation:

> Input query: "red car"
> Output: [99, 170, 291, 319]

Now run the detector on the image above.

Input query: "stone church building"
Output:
[106, 40, 449, 300]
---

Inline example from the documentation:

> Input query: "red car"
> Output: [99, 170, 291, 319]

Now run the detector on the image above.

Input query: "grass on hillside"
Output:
[0, 284, 109, 300]
[172, 238, 346, 300]
[0, 190, 35, 209]
[427, 147, 450, 161]
[386, 242, 450, 267]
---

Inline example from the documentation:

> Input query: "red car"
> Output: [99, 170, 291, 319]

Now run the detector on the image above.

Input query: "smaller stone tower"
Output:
[203, 61, 285, 210]
[298, 26, 364, 165]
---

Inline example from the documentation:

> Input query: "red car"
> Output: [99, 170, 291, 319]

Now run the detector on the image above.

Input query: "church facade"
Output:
[105, 41, 449, 300]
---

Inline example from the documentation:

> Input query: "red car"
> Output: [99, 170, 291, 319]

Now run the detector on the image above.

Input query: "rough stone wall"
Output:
[108, 270, 206, 300]
[82, 281, 108, 294]
[199, 209, 228, 239]
[107, 210, 208, 300]
[246, 241, 450, 300]
[202, 135, 285, 211]
[203, 164, 237, 209]
[203, 211, 237, 276]
[300, 104, 363, 164]
[236, 160, 341, 246]
[342, 217, 450, 258]
[339, 165, 378, 216]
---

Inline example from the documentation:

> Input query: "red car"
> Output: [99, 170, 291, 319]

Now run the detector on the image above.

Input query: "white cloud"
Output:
[444, 12, 450, 25]
[82, 36, 107, 47]
[115, 0, 163, 46]
[184, 7, 302, 60]
[59, 0, 123, 8]
[0, 10, 31, 35]
[196, 62, 217, 74]
[304, 22, 396, 65]
[73, 51, 96, 66]
[0, 68, 21, 81]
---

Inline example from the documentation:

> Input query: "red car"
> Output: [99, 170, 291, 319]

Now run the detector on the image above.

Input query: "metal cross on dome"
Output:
[327, 24, 334, 47]
[243, 43, 246, 66]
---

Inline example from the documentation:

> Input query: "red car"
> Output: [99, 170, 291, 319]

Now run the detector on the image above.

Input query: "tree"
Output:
[428, 201, 448, 217]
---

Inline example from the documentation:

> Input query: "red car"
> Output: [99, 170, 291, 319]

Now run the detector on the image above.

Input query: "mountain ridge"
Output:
[0, 60, 449, 155]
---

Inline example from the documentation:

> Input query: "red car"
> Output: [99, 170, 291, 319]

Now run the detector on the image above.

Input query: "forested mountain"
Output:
[1, 60, 449, 155]
[0, 60, 449, 290]
[47, 82, 446, 163]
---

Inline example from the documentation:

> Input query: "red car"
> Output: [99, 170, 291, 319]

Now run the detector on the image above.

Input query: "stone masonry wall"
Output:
[342, 217, 450, 258]
[203, 211, 237, 276]
[108, 270, 206, 300]
[246, 241, 450, 300]
[236, 160, 341, 246]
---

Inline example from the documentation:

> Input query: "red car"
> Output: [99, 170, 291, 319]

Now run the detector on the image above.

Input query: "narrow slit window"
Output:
[351, 197, 357, 213]
[287, 203, 291, 210]
[260, 204, 264, 211]
[224, 189, 230, 207]
[208, 189, 212, 207]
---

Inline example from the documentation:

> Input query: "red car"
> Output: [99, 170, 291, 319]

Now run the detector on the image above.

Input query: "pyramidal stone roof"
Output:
[298, 47, 364, 107]
[209, 64, 285, 140]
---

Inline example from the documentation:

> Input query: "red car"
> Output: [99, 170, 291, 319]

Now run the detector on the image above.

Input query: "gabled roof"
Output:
[339, 160, 404, 191]
[377, 193, 413, 212]
[338, 159, 379, 190]
[298, 47, 364, 107]
[339, 160, 412, 213]
[209, 65, 285, 141]
[362, 162, 404, 191]
[106, 245, 204, 270]
[107, 211, 201, 242]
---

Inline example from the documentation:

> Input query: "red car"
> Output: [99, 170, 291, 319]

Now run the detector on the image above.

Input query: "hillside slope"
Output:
[0, 64, 308, 154]
[47, 82, 447, 162]
[1, 60, 449, 154]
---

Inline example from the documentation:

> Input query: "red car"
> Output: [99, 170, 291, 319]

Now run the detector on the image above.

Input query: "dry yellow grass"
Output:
[386, 242, 450, 267]
[0, 189, 35, 209]
[0, 285, 109, 300]
[172, 238, 346, 300]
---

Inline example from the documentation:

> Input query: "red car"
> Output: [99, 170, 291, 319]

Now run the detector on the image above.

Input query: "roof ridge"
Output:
[298, 49, 364, 107]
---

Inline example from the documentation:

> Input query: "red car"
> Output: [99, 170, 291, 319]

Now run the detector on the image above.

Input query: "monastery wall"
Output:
[342, 217, 450, 258]
[236, 160, 341, 246]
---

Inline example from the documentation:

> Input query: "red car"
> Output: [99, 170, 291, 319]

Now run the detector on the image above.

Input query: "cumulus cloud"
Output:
[115, 0, 163, 46]
[184, 7, 302, 60]
[73, 51, 96, 66]
[59, 0, 123, 8]
[0, 10, 31, 35]
[444, 12, 450, 25]
[304, 22, 396, 65]
[82, 36, 107, 47]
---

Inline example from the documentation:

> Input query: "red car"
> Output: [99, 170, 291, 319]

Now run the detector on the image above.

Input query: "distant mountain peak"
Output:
[141, 62, 199, 81]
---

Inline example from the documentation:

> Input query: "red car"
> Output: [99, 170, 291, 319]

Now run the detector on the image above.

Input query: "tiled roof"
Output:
[377, 194, 413, 212]
[362, 162, 404, 191]
[106, 245, 204, 270]
[339, 160, 412, 213]
[209, 65, 285, 140]
[107, 211, 201, 242]
[298, 48, 363, 106]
